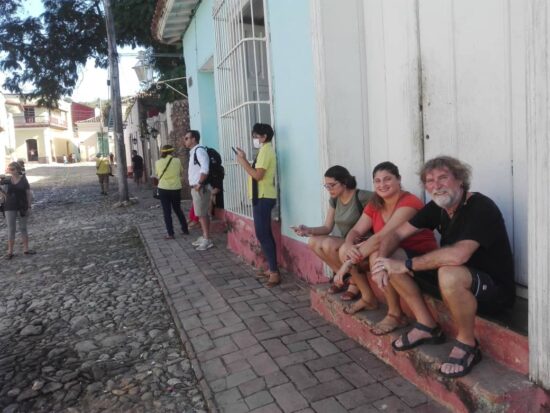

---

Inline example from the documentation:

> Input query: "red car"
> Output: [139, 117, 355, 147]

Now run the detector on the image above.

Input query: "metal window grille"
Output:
[213, 0, 274, 218]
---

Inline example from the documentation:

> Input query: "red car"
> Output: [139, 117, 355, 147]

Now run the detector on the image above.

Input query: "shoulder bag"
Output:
[153, 157, 173, 199]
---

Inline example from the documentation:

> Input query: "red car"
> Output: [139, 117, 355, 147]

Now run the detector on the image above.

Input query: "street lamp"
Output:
[132, 51, 187, 98]
[149, 127, 159, 139]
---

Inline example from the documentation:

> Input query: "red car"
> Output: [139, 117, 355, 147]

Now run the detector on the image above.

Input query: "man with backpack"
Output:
[184, 130, 214, 251]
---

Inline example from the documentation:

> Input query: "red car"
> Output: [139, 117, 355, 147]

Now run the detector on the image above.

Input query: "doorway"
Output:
[26, 139, 38, 161]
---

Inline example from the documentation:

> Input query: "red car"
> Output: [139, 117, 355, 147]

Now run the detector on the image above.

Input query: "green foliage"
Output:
[0, 0, 184, 108]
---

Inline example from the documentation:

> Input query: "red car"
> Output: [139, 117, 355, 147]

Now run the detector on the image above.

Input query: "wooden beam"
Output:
[527, 0, 550, 390]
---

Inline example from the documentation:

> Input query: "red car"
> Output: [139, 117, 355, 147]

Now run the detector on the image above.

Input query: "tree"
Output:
[0, 0, 184, 108]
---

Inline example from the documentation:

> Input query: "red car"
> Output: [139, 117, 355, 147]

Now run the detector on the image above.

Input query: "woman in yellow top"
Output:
[155, 145, 189, 239]
[236, 123, 279, 287]
[95, 153, 112, 195]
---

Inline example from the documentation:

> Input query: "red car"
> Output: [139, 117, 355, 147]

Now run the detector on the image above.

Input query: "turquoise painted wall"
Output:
[182, 0, 219, 149]
[266, 0, 322, 237]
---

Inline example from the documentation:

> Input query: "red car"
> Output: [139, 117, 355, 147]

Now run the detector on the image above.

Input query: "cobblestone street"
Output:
[0, 164, 206, 413]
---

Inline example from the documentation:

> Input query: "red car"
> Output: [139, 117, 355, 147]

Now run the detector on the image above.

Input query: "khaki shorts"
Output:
[97, 174, 109, 184]
[191, 186, 211, 217]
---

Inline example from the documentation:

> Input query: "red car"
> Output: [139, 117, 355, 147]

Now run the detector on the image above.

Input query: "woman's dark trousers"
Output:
[159, 188, 188, 236]
[252, 198, 278, 272]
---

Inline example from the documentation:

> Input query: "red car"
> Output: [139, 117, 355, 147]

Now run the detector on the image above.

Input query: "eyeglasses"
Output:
[323, 182, 339, 189]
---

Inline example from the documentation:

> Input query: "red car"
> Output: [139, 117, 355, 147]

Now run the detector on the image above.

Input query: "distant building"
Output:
[4, 94, 78, 164]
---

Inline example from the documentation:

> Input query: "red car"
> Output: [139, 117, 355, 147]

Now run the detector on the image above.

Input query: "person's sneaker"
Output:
[195, 238, 214, 251]
[192, 236, 204, 247]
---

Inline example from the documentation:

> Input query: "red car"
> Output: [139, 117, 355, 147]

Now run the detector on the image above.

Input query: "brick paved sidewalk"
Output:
[138, 220, 448, 413]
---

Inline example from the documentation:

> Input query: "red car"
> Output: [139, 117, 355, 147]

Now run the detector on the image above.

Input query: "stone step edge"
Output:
[339, 276, 528, 375]
[310, 286, 548, 413]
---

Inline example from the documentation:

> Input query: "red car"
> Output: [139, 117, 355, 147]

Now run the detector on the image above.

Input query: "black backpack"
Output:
[194, 146, 225, 189]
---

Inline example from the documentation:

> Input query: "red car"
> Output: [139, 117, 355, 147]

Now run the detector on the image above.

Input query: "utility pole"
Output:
[103, 0, 129, 202]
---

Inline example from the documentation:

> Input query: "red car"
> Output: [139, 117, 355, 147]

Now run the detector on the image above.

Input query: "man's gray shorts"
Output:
[191, 186, 211, 217]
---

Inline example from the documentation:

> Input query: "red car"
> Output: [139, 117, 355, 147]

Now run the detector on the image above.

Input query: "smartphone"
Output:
[231, 146, 238, 154]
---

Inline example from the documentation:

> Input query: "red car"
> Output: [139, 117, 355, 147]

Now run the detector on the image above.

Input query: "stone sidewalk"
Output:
[138, 220, 448, 413]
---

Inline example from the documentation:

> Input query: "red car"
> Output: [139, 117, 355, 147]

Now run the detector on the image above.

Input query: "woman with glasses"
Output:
[292, 165, 374, 302]
[235, 123, 280, 288]
[335, 162, 437, 335]
[1, 162, 34, 259]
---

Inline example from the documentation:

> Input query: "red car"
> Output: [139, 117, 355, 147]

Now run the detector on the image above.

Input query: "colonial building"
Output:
[4, 94, 78, 164]
[152, 0, 550, 407]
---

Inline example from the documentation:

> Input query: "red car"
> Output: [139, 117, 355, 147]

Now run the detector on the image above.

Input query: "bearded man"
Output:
[371, 156, 515, 379]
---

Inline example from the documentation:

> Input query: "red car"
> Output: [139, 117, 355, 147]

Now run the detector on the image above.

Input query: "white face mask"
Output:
[252, 138, 261, 149]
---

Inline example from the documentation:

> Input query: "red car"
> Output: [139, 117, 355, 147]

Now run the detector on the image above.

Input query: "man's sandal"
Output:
[391, 322, 445, 351]
[439, 339, 482, 378]
[343, 298, 378, 315]
[370, 314, 409, 336]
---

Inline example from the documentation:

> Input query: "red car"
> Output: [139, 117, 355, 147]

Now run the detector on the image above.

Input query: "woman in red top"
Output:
[337, 162, 437, 335]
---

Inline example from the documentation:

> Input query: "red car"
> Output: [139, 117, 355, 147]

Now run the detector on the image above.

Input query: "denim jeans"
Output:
[252, 198, 278, 272]
[159, 188, 188, 236]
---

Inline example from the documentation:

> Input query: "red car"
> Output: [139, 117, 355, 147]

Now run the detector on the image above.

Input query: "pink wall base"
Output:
[224, 211, 327, 284]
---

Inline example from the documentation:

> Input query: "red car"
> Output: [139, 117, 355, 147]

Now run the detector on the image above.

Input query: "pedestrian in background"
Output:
[95, 153, 111, 195]
[131, 150, 144, 189]
[1, 162, 35, 260]
[235, 123, 280, 287]
[155, 144, 189, 240]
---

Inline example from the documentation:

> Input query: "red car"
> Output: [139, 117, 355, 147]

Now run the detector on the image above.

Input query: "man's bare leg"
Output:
[438, 266, 477, 375]
[389, 271, 438, 347]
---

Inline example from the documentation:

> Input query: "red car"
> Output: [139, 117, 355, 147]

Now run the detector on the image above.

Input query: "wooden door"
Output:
[418, 0, 528, 286]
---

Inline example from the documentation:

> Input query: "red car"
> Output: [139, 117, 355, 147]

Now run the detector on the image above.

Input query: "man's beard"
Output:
[432, 190, 461, 209]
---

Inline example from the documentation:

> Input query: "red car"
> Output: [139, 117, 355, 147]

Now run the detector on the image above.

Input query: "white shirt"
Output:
[188, 145, 210, 186]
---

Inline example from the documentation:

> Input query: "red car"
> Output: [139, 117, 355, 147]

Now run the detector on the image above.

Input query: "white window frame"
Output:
[213, 0, 275, 218]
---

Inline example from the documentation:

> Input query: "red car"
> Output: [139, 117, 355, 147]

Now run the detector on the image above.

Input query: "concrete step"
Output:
[345, 271, 528, 375]
[311, 285, 550, 413]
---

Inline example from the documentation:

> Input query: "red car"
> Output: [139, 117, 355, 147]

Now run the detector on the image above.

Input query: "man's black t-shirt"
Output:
[409, 193, 515, 307]
[132, 154, 144, 170]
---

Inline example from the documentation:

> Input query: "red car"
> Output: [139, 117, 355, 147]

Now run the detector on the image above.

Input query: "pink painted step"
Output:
[352, 272, 528, 375]
[311, 285, 548, 413]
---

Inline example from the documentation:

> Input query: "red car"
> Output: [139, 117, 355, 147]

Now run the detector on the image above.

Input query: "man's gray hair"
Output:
[420, 156, 472, 192]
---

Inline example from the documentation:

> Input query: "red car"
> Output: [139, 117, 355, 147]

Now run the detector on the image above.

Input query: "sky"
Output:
[0, 0, 144, 103]
[71, 50, 143, 103]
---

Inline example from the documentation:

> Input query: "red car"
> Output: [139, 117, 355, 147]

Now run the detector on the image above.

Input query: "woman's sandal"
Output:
[340, 289, 360, 301]
[328, 275, 350, 294]
[255, 269, 269, 279]
[439, 339, 482, 378]
[343, 298, 378, 315]
[370, 313, 409, 336]
[5, 253, 14, 260]
[24, 250, 36, 255]
[265, 273, 281, 288]
[391, 321, 445, 351]
[266, 278, 281, 288]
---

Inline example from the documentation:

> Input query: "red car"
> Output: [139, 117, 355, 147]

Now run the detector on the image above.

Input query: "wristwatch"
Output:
[405, 258, 413, 272]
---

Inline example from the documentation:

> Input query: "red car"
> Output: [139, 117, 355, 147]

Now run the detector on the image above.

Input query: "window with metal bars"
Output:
[213, 0, 275, 218]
